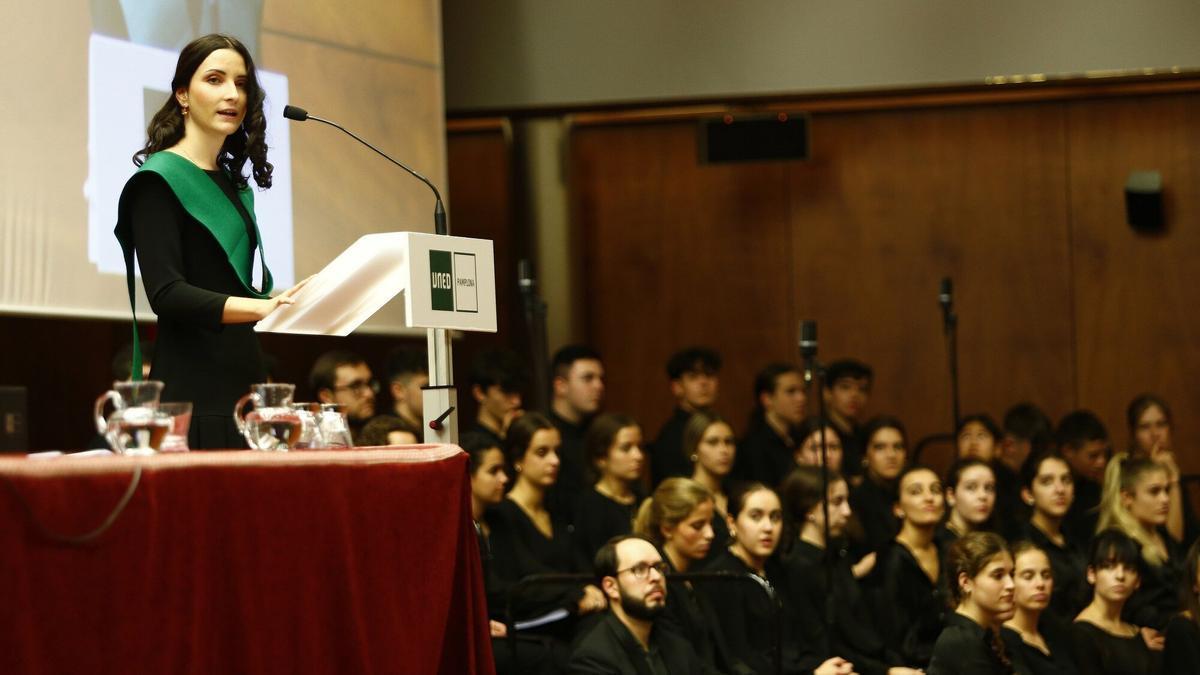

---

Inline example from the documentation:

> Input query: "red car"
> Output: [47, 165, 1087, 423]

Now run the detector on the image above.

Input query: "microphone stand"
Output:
[940, 280, 960, 432]
[518, 260, 550, 413]
[799, 321, 834, 644]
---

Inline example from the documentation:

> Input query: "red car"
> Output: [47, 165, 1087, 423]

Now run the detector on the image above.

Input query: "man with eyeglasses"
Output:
[309, 349, 378, 443]
[568, 535, 703, 674]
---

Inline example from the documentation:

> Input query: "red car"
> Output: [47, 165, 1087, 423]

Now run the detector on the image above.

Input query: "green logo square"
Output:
[430, 250, 454, 311]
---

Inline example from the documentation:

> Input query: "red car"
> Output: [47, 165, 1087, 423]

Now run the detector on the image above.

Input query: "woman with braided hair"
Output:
[927, 531, 1026, 674]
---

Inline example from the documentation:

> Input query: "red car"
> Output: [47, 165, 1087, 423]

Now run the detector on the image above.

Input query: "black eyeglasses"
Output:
[333, 379, 380, 395]
[617, 561, 668, 580]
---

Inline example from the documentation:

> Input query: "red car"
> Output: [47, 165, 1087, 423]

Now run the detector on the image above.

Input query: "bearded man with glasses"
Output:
[567, 535, 704, 674]
[309, 349, 378, 443]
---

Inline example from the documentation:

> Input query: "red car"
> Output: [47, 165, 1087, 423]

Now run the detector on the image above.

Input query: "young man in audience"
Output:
[310, 349, 377, 443]
[1057, 409, 1111, 546]
[546, 345, 606, 513]
[383, 347, 428, 432]
[567, 535, 703, 674]
[648, 346, 721, 486]
[735, 362, 806, 485]
[821, 359, 872, 478]
[465, 348, 526, 447]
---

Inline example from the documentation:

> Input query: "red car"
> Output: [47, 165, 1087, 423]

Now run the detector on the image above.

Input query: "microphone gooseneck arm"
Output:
[283, 105, 447, 235]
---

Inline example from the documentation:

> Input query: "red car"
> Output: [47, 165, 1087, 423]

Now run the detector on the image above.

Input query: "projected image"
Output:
[86, 1, 294, 287]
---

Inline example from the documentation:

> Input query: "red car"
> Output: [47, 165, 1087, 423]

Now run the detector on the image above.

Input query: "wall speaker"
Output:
[1125, 170, 1165, 234]
[700, 113, 809, 163]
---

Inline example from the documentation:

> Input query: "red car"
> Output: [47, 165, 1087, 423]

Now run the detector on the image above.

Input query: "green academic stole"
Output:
[113, 151, 274, 379]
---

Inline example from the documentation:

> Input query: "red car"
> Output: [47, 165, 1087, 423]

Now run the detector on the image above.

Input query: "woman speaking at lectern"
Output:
[114, 34, 306, 449]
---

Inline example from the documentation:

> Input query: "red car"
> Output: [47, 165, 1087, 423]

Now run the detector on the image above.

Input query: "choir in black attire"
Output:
[877, 540, 947, 667]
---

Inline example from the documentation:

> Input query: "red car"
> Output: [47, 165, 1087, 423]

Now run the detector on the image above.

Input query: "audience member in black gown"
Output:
[546, 345, 606, 518]
[487, 413, 606, 626]
[462, 433, 565, 675]
[928, 532, 1022, 675]
[1096, 452, 1183, 630]
[878, 465, 948, 668]
[465, 348, 526, 448]
[647, 347, 721, 486]
[958, 413, 1023, 538]
[1163, 539, 1200, 674]
[850, 416, 907, 562]
[382, 346, 427, 433]
[567, 535, 706, 674]
[1018, 450, 1089, 620]
[1057, 410, 1111, 547]
[997, 404, 1055, 537]
[782, 466, 920, 675]
[633, 478, 741, 674]
[705, 480, 855, 675]
[821, 359, 873, 479]
[1127, 393, 1196, 547]
[793, 416, 845, 473]
[734, 362, 806, 486]
[1070, 529, 1163, 674]
[1001, 541, 1078, 675]
[575, 413, 645, 565]
[683, 412, 736, 565]
[937, 458, 997, 550]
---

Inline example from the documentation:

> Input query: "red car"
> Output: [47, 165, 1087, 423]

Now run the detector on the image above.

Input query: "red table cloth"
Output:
[0, 446, 495, 675]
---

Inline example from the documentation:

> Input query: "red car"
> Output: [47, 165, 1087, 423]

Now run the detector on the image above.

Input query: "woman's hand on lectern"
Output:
[221, 276, 313, 324]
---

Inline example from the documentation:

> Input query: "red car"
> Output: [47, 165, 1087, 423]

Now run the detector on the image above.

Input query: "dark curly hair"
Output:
[133, 33, 273, 189]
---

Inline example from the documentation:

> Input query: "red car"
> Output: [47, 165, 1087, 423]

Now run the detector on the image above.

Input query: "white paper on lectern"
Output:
[255, 232, 410, 336]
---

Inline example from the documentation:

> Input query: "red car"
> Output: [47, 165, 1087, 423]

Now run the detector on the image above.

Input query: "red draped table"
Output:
[0, 446, 495, 675]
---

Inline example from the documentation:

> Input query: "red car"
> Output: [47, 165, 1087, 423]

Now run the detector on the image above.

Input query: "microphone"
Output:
[939, 277, 955, 328]
[799, 320, 818, 384]
[518, 259, 535, 297]
[282, 105, 447, 235]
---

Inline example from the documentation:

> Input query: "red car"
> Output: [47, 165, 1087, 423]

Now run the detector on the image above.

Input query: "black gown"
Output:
[1069, 621, 1161, 675]
[1162, 613, 1200, 675]
[485, 498, 588, 623]
[119, 165, 269, 449]
[573, 488, 638, 566]
[849, 477, 899, 557]
[1000, 616, 1078, 675]
[1018, 522, 1089, 621]
[876, 539, 948, 667]
[734, 420, 796, 487]
[648, 407, 693, 486]
[928, 613, 1025, 675]
[1121, 529, 1184, 631]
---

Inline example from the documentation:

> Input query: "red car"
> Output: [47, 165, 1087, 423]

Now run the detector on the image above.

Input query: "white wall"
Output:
[443, 0, 1200, 110]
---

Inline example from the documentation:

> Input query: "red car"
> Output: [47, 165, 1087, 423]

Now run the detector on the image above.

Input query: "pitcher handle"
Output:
[233, 392, 262, 434]
[94, 390, 118, 435]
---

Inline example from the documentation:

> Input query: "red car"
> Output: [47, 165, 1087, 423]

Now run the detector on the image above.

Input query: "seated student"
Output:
[648, 346, 721, 486]
[1018, 450, 1089, 620]
[735, 363, 806, 486]
[1070, 529, 1163, 674]
[486, 413, 607, 625]
[794, 416, 845, 472]
[1096, 453, 1183, 630]
[1057, 410, 1111, 547]
[1001, 541, 1079, 675]
[309, 350, 377, 443]
[822, 358, 873, 478]
[466, 348, 526, 447]
[927, 532, 1021, 675]
[357, 414, 420, 446]
[877, 465, 948, 668]
[705, 480, 856, 675]
[462, 432, 564, 675]
[684, 411, 736, 563]
[632, 478, 741, 674]
[574, 413, 644, 565]
[383, 346, 428, 432]
[937, 458, 997, 549]
[851, 416, 907, 559]
[1126, 393, 1194, 546]
[567, 535, 705, 674]
[1163, 539, 1200, 674]
[957, 414, 1010, 537]
[997, 404, 1055, 538]
[782, 466, 920, 675]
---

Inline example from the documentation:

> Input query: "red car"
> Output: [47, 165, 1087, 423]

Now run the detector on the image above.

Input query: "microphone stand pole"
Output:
[940, 283, 960, 433]
[518, 260, 550, 413]
[799, 321, 834, 644]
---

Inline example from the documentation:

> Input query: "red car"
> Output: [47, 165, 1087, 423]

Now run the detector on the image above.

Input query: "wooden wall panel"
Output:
[572, 123, 796, 434]
[1067, 94, 1200, 472]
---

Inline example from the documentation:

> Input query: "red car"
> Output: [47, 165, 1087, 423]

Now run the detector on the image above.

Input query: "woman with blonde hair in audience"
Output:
[937, 458, 997, 548]
[1000, 540, 1078, 674]
[634, 478, 747, 673]
[574, 412, 644, 563]
[927, 531, 1020, 674]
[878, 465, 948, 668]
[1126, 392, 1191, 544]
[1095, 452, 1183, 630]
[1070, 529, 1162, 674]
[682, 410, 736, 562]
[782, 466, 922, 675]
